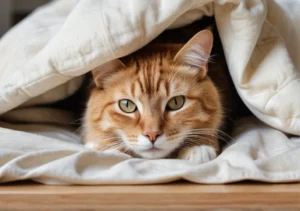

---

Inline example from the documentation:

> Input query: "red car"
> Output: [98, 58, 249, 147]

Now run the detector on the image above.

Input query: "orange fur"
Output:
[83, 30, 222, 160]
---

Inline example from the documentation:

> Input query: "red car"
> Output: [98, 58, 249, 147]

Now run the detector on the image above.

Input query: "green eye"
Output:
[119, 99, 137, 113]
[167, 96, 185, 111]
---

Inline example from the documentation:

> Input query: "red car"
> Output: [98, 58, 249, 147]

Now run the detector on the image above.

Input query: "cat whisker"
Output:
[184, 134, 230, 145]
[70, 117, 84, 125]
[92, 136, 123, 142]
[183, 128, 233, 140]
[101, 141, 134, 152]
[165, 130, 231, 145]
[74, 125, 85, 134]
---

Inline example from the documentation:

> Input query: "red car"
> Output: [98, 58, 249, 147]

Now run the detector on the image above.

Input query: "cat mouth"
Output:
[142, 147, 162, 153]
[135, 146, 175, 159]
[137, 146, 167, 159]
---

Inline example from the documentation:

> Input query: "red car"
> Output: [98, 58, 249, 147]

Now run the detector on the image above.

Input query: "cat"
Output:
[82, 18, 244, 164]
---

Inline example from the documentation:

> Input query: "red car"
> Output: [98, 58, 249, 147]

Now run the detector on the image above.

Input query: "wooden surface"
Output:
[0, 181, 300, 210]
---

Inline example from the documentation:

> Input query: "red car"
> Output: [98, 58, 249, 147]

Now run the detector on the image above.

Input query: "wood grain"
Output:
[0, 182, 299, 210]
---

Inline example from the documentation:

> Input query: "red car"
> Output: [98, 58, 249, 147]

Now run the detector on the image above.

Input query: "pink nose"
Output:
[143, 131, 163, 143]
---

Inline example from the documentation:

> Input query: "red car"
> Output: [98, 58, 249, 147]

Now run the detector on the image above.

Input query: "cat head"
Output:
[84, 30, 222, 159]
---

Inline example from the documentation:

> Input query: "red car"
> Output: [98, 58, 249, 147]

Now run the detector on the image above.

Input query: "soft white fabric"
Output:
[0, 0, 300, 184]
[1, 116, 300, 184]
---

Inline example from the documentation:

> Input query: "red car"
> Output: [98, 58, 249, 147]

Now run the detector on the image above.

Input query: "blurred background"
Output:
[0, 0, 50, 37]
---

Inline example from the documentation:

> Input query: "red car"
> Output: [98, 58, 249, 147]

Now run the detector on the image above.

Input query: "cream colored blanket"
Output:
[0, 0, 300, 184]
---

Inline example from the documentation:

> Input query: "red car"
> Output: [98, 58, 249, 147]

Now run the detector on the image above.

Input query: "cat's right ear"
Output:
[91, 59, 126, 88]
[174, 30, 213, 79]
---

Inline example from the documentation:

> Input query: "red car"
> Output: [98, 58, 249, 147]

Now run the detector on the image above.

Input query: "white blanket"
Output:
[0, 0, 300, 184]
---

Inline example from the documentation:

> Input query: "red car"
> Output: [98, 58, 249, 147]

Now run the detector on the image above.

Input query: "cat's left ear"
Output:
[91, 59, 126, 88]
[174, 29, 213, 79]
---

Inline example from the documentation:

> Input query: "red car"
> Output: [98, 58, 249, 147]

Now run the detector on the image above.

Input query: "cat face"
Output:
[84, 30, 222, 159]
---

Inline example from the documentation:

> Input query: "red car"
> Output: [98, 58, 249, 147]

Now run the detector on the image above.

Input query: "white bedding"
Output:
[0, 0, 300, 184]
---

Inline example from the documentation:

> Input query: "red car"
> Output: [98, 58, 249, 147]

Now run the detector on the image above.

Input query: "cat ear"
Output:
[174, 29, 213, 78]
[91, 59, 126, 88]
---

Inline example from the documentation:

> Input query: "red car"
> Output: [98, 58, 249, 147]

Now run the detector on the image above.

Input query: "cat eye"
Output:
[166, 96, 185, 111]
[119, 99, 137, 113]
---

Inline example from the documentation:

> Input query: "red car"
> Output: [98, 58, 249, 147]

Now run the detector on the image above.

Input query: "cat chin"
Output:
[133, 149, 172, 159]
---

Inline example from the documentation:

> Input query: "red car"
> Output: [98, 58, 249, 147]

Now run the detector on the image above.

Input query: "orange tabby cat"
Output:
[83, 29, 225, 164]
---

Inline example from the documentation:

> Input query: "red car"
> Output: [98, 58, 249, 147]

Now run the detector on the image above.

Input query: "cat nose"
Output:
[143, 131, 163, 143]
